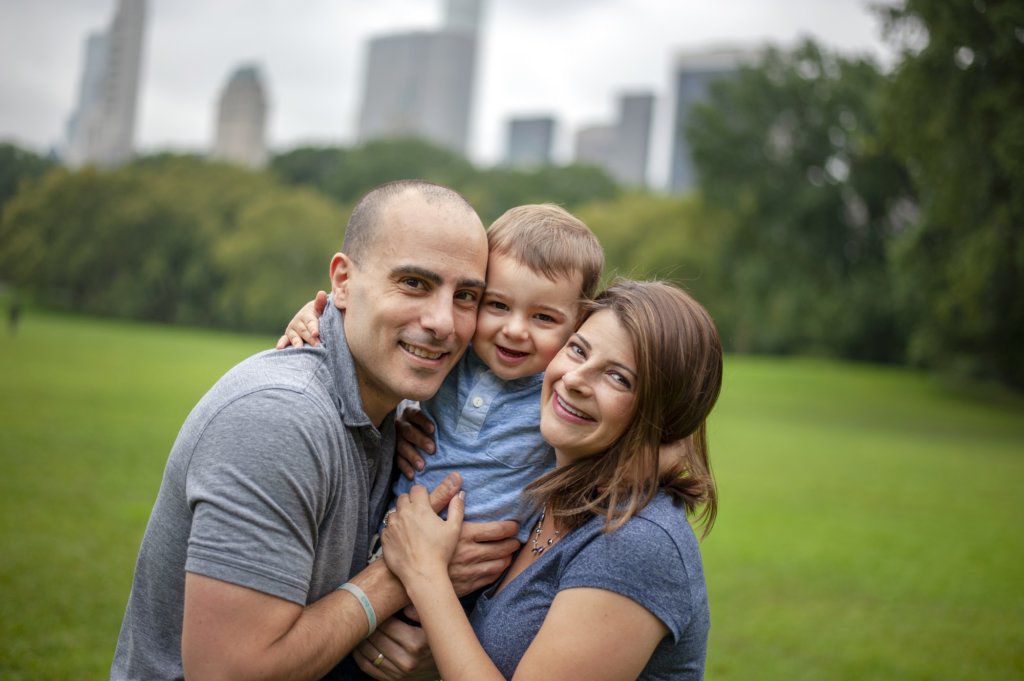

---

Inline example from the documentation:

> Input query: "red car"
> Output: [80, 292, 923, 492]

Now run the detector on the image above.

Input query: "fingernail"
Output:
[458, 491, 466, 500]
[416, 461, 424, 470]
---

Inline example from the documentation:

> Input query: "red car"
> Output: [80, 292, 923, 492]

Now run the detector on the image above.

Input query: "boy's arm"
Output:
[277, 290, 328, 349]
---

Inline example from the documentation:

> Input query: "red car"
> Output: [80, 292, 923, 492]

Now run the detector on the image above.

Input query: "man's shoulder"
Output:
[190, 347, 339, 428]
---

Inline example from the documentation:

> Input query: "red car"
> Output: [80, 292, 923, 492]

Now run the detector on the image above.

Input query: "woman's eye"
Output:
[610, 372, 631, 389]
[568, 342, 585, 357]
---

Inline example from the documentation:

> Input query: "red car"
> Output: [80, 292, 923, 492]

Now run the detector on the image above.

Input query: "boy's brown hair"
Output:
[487, 204, 604, 300]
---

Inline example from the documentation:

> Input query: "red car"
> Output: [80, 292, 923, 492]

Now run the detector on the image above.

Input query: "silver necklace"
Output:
[530, 505, 561, 556]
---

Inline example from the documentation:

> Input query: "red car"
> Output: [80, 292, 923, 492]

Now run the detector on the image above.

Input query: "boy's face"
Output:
[473, 252, 582, 381]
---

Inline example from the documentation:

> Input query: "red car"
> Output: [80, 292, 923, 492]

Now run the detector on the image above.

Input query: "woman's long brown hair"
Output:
[526, 280, 723, 537]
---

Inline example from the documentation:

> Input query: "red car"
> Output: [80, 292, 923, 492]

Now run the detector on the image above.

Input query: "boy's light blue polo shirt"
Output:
[393, 348, 554, 542]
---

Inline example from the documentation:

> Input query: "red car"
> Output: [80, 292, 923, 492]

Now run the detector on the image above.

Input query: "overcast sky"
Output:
[0, 0, 892, 186]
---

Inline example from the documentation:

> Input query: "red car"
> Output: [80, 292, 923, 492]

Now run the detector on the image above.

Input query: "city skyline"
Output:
[0, 0, 890, 188]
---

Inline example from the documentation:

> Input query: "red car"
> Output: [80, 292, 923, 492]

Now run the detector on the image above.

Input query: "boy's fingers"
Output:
[275, 335, 288, 350]
[313, 290, 328, 315]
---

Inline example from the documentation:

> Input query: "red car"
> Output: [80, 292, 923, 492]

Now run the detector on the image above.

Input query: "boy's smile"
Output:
[472, 252, 582, 381]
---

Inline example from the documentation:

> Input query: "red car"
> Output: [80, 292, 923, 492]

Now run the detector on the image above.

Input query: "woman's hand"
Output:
[275, 290, 328, 349]
[382, 486, 465, 587]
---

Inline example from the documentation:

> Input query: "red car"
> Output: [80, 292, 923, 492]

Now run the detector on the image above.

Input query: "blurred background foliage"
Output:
[1, 0, 1022, 387]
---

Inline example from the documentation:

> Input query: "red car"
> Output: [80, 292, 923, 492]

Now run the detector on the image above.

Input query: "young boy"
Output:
[281, 204, 603, 541]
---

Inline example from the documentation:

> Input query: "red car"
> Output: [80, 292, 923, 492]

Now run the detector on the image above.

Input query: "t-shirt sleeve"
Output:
[559, 519, 697, 642]
[184, 389, 334, 605]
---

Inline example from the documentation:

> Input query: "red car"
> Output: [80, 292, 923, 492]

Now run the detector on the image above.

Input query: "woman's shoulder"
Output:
[559, 493, 708, 643]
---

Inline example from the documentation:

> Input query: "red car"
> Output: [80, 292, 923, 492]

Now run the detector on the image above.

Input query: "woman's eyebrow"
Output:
[573, 333, 592, 351]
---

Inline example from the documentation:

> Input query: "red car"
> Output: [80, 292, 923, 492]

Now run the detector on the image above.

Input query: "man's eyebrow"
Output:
[391, 265, 485, 291]
[390, 265, 442, 285]
[457, 276, 487, 291]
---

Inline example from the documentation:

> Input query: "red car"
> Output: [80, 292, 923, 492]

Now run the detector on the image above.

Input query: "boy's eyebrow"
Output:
[538, 303, 571, 317]
[390, 265, 486, 291]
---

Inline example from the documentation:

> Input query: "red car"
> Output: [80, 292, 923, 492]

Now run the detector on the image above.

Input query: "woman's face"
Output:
[540, 309, 638, 464]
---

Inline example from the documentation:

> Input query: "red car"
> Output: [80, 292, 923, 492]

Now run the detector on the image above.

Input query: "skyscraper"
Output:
[65, 0, 147, 168]
[669, 48, 761, 193]
[573, 92, 655, 187]
[212, 65, 269, 168]
[614, 93, 654, 187]
[505, 116, 555, 168]
[356, 0, 482, 155]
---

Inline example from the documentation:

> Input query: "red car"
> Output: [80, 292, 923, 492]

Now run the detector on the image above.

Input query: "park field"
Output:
[1, 310, 1022, 679]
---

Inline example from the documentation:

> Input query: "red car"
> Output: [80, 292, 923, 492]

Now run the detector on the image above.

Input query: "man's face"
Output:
[332, 192, 488, 425]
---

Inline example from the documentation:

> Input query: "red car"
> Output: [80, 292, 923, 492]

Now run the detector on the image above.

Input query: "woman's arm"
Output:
[383, 488, 670, 681]
[514, 588, 667, 680]
[382, 486, 507, 681]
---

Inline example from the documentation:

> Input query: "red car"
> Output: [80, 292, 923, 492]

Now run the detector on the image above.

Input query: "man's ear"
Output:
[329, 253, 354, 310]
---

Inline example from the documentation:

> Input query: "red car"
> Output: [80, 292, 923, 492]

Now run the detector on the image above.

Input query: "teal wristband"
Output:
[337, 582, 377, 636]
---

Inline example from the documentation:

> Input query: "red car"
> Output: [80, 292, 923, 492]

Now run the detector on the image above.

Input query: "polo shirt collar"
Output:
[319, 300, 384, 429]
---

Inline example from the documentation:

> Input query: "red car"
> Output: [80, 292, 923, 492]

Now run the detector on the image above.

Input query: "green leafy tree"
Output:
[272, 138, 619, 225]
[880, 0, 1024, 385]
[0, 143, 54, 219]
[687, 39, 913, 359]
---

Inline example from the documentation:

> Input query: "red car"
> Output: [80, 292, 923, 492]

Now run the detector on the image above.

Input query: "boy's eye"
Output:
[535, 313, 556, 323]
[489, 301, 510, 311]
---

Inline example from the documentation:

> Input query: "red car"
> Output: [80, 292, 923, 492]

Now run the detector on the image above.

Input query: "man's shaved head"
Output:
[342, 180, 480, 261]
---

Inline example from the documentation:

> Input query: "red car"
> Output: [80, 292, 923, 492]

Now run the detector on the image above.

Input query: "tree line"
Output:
[1, 0, 1021, 387]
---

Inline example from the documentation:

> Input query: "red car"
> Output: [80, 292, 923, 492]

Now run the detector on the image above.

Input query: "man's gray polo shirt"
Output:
[111, 303, 395, 680]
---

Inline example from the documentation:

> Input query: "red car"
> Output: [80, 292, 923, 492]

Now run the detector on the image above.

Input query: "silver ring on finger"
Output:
[382, 509, 396, 528]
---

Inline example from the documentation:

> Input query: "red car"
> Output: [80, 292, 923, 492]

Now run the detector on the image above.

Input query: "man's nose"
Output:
[421, 294, 455, 340]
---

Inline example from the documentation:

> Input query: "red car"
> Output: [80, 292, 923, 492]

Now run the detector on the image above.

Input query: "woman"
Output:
[380, 279, 722, 680]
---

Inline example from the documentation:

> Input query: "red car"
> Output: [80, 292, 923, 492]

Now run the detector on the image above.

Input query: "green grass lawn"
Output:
[1, 310, 1022, 679]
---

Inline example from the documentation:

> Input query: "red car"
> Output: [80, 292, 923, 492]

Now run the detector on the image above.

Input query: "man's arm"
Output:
[180, 475, 517, 681]
[182, 560, 407, 681]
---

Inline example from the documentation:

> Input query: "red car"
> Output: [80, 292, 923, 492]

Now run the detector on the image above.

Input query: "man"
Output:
[112, 181, 520, 680]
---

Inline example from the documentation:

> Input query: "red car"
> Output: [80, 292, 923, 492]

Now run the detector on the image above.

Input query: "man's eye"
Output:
[455, 290, 479, 302]
[401, 278, 425, 289]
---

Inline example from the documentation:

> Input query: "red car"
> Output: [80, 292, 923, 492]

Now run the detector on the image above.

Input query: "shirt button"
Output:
[472, 396, 484, 408]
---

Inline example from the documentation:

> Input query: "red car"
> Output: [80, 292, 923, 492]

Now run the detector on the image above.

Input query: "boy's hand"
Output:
[275, 290, 328, 349]
[395, 407, 436, 480]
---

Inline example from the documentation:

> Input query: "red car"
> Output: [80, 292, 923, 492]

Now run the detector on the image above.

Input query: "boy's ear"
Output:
[329, 253, 354, 310]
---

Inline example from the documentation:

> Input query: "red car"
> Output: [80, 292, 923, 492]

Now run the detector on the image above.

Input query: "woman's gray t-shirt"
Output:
[469, 493, 710, 680]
